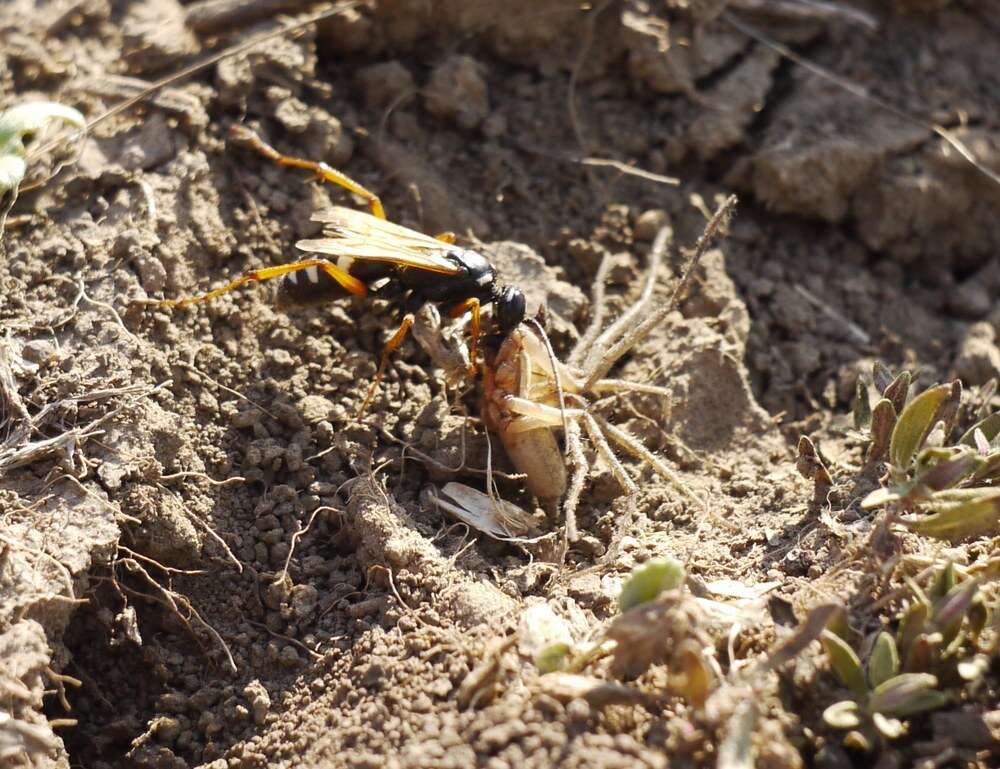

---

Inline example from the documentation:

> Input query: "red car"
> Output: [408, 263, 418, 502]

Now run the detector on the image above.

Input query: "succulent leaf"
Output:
[867, 632, 900, 688]
[905, 488, 1000, 541]
[873, 361, 894, 393]
[821, 630, 868, 699]
[890, 384, 953, 471]
[883, 370, 911, 414]
[959, 412, 1000, 448]
[867, 398, 896, 463]
[853, 379, 871, 430]
[536, 643, 572, 674]
[618, 558, 685, 613]
[869, 673, 947, 717]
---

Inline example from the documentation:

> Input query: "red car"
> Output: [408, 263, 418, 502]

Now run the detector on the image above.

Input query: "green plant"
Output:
[0, 100, 85, 235]
[855, 364, 1000, 541]
[821, 563, 990, 750]
[535, 558, 716, 706]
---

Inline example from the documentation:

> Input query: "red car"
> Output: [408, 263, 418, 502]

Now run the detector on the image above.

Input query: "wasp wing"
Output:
[297, 207, 462, 275]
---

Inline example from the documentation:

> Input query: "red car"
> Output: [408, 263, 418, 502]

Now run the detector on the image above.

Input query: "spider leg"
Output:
[580, 229, 666, 379]
[590, 413, 696, 502]
[568, 253, 613, 368]
[562, 419, 588, 543]
[580, 412, 637, 495]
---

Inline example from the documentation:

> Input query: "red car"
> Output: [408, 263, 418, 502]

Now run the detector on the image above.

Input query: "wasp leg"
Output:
[447, 297, 480, 375]
[158, 259, 367, 308]
[359, 313, 415, 419]
[434, 232, 457, 244]
[230, 125, 387, 220]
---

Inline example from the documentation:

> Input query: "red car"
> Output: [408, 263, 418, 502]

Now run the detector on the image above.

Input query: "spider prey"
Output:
[432, 221, 719, 542]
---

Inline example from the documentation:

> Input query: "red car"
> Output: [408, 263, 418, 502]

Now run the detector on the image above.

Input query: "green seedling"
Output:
[821, 563, 990, 750]
[535, 558, 714, 706]
[855, 364, 1000, 541]
[0, 100, 86, 236]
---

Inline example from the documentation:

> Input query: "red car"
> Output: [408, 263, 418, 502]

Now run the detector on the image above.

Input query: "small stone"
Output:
[151, 716, 181, 745]
[356, 61, 416, 110]
[317, 6, 372, 54]
[278, 645, 300, 667]
[263, 575, 291, 610]
[634, 209, 669, 241]
[301, 555, 329, 577]
[948, 279, 992, 320]
[297, 395, 335, 425]
[423, 55, 489, 129]
[290, 584, 318, 620]
[265, 348, 295, 368]
[21, 340, 57, 364]
[480, 112, 507, 139]
[230, 408, 260, 429]
[953, 322, 1000, 386]
[243, 680, 271, 726]
[270, 542, 291, 565]
[567, 573, 603, 604]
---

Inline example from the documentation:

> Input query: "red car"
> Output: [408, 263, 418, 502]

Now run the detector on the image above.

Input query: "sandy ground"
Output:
[1, 1, 999, 767]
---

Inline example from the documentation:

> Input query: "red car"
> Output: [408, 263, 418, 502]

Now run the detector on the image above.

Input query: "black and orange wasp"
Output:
[157, 126, 526, 416]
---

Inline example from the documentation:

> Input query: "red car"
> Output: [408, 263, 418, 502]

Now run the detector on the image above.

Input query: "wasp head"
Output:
[493, 284, 526, 333]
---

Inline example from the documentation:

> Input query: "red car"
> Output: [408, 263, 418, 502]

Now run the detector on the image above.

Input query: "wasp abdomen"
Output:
[276, 264, 353, 307]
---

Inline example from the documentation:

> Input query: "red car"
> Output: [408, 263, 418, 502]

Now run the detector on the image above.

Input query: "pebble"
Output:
[953, 322, 1000, 386]
[356, 61, 416, 110]
[423, 55, 489, 129]
[21, 339, 57, 365]
[634, 209, 668, 241]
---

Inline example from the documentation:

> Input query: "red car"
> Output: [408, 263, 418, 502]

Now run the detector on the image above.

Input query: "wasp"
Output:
[157, 126, 526, 415]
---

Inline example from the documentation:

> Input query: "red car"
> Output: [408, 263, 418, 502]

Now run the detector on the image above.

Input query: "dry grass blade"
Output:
[0, 378, 170, 473]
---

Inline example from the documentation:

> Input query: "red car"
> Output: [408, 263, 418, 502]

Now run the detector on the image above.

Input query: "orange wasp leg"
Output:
[448, 297, 481, 375]
[359, 313, 415, 419]
[230, 125, 387, 220]
[158, 259, 367, 308]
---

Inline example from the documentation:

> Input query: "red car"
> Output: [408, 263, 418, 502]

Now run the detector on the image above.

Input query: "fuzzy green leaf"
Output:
[869, 674, 947, 717]
[536, 643, 572, 674]
[867, 632, 900, 689]
[903, 633, 941, 673]
[890, 384, 953, 470]
[897, 601, 928, 655]
[959, 412, 1000, 448]
[873, 361, 894, 393]
[905, 488, 1000, 542]
[867, 398, 896, 463]
[968, 453, 1000, 485]
[883, 370, 911, 415]
[619, 558, 685, 613]
[821, 630, 868, 699]
[853, 380, 871, 430]
[933, 579, 979, 644]
[929, 562, 956, 602]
